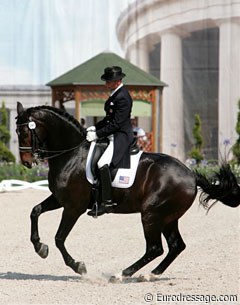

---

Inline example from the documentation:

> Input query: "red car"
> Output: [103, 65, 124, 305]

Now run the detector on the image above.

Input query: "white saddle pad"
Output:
[86, 141, 143, 189]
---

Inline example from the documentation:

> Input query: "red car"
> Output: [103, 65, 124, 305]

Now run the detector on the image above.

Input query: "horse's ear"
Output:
[17, 101, 24, 115]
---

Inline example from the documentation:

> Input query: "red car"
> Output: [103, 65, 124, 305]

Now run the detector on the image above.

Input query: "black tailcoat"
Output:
[95, 86, 134, 169]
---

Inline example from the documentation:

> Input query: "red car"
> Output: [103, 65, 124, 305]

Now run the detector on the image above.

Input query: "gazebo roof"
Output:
[46, 52, 167, 87]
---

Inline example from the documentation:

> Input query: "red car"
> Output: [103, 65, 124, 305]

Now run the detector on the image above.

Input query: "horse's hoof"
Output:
[75, 261, 87, 275]
[37, 243, 49, 259]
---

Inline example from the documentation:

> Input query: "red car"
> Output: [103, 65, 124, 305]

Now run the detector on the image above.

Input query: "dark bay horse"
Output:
[16, 102, 240, 278]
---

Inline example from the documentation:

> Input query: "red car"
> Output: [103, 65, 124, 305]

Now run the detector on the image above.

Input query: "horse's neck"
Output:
[47, 140, 89, 184]
[45, 119, 84, 150]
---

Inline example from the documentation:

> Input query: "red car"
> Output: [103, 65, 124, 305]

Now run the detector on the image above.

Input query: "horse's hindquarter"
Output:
[115, 153, 197, 220]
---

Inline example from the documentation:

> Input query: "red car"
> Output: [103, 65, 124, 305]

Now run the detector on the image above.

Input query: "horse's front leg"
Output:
[30, 194, 62, 258]
[55, 209, 87, 275]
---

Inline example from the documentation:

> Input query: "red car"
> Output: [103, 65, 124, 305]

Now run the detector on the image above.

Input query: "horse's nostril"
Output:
[23, 161, 31, 168]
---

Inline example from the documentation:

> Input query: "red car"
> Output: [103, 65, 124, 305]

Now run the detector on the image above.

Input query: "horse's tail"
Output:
[195, 163, 240, 209]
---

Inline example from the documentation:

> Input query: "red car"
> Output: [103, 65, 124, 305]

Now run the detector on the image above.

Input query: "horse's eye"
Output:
[16, 126, 29, 138]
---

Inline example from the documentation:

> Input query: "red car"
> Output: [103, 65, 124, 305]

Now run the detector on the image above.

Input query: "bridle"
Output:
[16, 118, 85, 161]
[17, 118, 42, 154]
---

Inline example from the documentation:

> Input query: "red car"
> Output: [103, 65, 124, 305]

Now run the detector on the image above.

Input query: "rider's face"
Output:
[105, 79, 121, 91]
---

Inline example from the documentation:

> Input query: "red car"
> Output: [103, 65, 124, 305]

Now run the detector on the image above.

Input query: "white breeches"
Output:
[97, 135, 114, 169]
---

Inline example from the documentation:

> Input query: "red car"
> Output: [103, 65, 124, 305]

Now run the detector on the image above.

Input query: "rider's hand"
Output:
[86, 130, 98, 142]
[86, 125, 96, 132]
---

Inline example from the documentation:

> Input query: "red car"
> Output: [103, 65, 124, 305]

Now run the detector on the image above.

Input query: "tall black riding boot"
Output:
[87, 184, 100, 218]
[87, 165, 116, 217]
[100, 164, 117, 208]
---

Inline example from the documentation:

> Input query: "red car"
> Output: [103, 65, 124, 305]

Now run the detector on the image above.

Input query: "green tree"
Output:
[188, 114, 204, 164]
[232, 99, 240, 164]
[0, 101, 15, 163]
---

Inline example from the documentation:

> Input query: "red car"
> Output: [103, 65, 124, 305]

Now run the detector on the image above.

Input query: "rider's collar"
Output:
[110, 83, 123, 97]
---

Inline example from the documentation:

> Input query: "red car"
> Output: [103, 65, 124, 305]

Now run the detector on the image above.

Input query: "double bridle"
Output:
[16, 119, 85, 161]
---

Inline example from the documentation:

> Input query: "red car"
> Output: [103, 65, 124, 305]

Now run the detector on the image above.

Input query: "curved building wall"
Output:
[116, 0, 240, 161]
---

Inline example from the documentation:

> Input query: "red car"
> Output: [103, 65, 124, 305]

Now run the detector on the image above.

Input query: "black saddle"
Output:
[90, 138, 140, 181]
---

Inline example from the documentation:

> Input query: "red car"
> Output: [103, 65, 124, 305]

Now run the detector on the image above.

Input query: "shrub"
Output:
[188, 114, 204, 164]
[0, 101, 15, 163]
[188, 159, 240, 184]
[232, 99, 240, 164]
[0, 163, 48, 182]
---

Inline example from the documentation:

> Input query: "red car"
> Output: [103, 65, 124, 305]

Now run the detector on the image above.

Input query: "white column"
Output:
[127, 40, 149, 71]
[218, 19, 240, 160]
[127, 43, 138, 66]
[160, 31, 184, 161]
[138, 40, 149, 72]
[9, 109, 19, 162]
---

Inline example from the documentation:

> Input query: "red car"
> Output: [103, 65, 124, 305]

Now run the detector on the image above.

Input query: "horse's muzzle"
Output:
[20, 151, 33, 168]
[22, 160, 32, 168]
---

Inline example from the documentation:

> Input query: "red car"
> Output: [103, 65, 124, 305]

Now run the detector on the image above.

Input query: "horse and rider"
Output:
[15, 66, 240, 278]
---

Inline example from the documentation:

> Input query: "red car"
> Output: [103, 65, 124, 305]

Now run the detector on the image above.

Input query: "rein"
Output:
[35, 144, 85, 161]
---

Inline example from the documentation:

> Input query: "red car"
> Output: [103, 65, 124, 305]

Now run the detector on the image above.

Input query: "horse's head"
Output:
[16, 102, 47, 168]
[16, 102, 87, 168]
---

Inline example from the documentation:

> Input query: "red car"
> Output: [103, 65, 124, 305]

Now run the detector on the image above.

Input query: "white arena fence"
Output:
[0, 179, 49, 192]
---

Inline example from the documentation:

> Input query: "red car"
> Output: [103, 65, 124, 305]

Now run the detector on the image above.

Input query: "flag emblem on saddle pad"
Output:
[119, 175, 130, 184]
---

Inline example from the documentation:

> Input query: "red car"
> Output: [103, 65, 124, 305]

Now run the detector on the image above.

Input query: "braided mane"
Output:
[27, 105, 86, 136]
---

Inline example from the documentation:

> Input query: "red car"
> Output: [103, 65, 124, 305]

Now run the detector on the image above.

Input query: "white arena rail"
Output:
[0, 179, 49, 192]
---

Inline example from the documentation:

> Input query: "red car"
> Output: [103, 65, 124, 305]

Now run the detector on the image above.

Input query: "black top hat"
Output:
[101, 66, 126, 81]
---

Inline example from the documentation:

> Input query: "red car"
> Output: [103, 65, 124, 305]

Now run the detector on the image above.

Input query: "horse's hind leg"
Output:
[122, 222, 164, 277]
[55, 209, 87, 275]
[30, 194, 61, 258]
[151, 220, 186, 275]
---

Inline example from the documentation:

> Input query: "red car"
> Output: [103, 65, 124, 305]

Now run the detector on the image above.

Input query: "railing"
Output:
[136, 132, 153, 152]
[0, 179, 49, 192]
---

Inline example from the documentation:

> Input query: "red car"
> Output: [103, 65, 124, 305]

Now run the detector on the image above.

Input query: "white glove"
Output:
[86, 125, 96, 132]
[86, 130, 98, 142]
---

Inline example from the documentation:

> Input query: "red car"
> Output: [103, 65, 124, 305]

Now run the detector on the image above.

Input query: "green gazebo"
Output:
[47, 52, 166, 152]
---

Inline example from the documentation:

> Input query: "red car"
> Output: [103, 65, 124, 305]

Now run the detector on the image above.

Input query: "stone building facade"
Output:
[116, 0, 240, 161]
